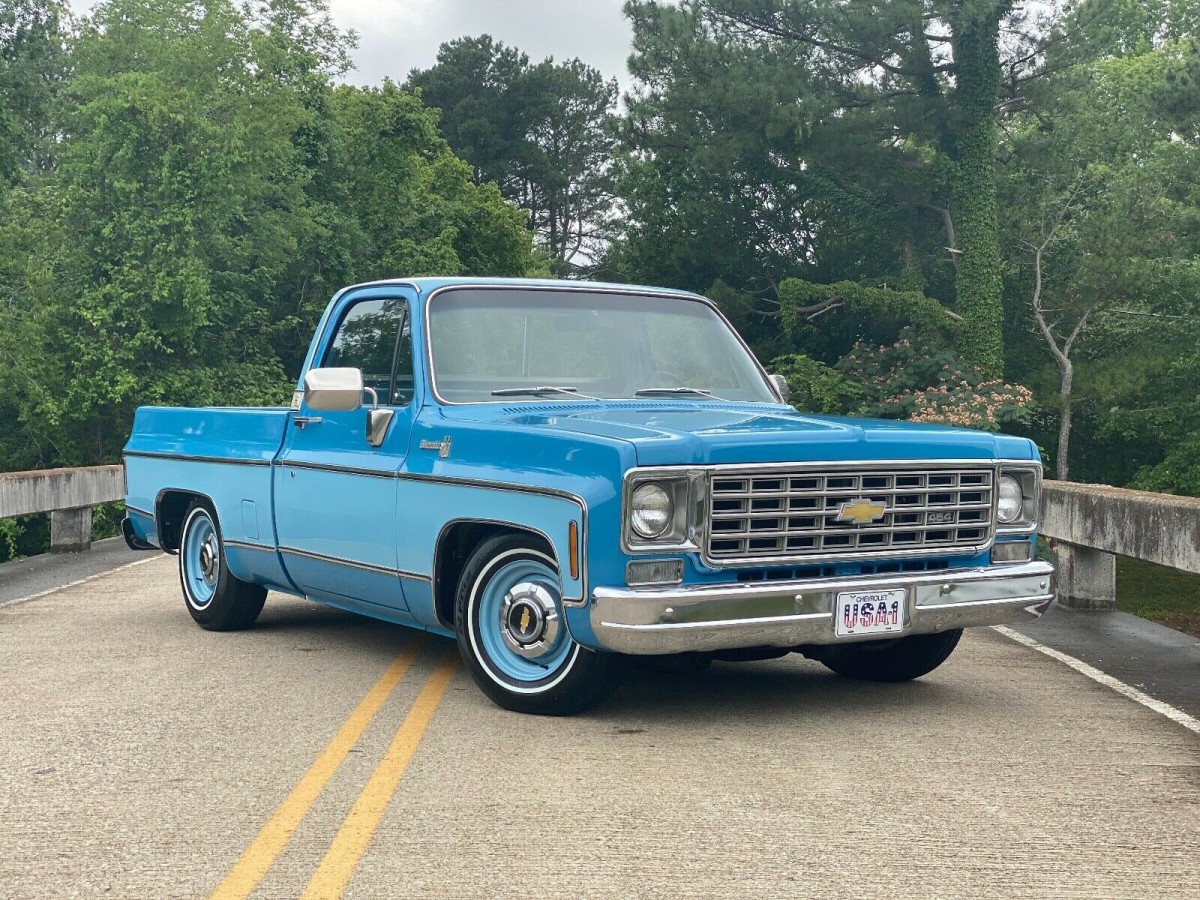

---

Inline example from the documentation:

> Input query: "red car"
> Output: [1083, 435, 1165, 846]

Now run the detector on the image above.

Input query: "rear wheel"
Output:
[178, 500, 266, 631]
[818, 629, 962, 682]
[455, 534, 622, 716]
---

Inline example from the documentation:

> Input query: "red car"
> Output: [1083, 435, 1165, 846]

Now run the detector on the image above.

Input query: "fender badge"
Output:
[419, 436, 452, 458]
[835, 498, 887, 525]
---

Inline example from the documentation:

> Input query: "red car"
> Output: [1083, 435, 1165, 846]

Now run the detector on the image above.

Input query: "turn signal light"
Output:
[993, 541, 1032, 563]
[568, 521, 579, 580]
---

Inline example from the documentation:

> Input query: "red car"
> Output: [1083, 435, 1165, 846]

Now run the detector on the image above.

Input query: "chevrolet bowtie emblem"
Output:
[836, 498, 887, 525]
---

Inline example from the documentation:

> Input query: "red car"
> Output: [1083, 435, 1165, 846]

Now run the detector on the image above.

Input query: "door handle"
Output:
[293, 416, 323, 429]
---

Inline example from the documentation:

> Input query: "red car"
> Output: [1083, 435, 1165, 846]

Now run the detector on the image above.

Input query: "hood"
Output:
[466, 401, 1037, 467]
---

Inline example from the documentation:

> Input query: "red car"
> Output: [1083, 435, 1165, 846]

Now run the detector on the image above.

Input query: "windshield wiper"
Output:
[634, 387, 724, 400]
[491, 385, 600, 400]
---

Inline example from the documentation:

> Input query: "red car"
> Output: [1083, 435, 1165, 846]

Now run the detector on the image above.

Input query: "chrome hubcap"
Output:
[198, 535, 219, 586]
[499, 581, 560, 659]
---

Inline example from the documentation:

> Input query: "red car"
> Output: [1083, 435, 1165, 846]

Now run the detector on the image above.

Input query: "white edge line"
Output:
[0, 556, 161, 609]
[994, 624, 1200, 736]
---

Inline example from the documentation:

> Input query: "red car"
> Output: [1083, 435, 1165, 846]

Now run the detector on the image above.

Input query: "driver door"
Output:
[274, 293, 416, 614]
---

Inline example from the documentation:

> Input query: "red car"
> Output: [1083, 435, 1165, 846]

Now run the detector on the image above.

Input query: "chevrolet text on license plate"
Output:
[835, 588, 907, 637]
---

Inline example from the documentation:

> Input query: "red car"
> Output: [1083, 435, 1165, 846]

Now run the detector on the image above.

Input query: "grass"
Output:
[1117, 556, 1200, 638]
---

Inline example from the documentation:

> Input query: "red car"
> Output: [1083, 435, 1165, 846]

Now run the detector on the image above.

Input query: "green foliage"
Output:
[330, 82, 532, 281]
[0, 0, 535, 473]
[767, 353, 865, 416]
[777, 279, 966, 347]
[999, 33, 1200, 482]
[0, 0, 67, 185]
[1132, 434, 1200, 497]
[408, 37, 618, 274]
[0, 517, 21, 562]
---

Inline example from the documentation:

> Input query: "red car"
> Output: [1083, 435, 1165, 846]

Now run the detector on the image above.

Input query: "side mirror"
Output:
[303, 367, 365, 412]
[769, 373, 791, 403]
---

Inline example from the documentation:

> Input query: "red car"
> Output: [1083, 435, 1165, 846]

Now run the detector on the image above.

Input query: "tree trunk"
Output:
[1056, 356, 1073, 480]
[950, 15, 1005, 377]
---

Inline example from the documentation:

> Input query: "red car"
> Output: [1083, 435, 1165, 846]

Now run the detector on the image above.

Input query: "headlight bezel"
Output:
[995, 464, 1041, 535]
[622, 469, 704, 552]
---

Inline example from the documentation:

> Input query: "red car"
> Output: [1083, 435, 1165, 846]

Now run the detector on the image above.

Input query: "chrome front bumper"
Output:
[589, 560, 1055, 655]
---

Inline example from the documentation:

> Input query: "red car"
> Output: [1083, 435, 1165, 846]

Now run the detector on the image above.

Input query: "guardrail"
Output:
[1041, 480, 1200, 610]
[0, 467, 1197, 605]
[0, 465, 124, 553]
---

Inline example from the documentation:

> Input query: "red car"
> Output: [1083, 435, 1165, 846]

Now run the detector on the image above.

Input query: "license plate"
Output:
[835, 588, 906, 637]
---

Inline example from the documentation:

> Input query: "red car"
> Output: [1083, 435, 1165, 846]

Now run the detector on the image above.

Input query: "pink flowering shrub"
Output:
[836, 327, 1035, 432]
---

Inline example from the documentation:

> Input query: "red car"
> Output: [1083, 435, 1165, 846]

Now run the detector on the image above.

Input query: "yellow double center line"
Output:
[210, 641, 457, 900]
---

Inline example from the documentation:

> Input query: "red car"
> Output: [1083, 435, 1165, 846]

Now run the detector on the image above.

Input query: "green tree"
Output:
[0, 0, 67, 184]
[619, 0, 1136, 375]
[330, 81, 533, 281]
[408, 37, 618, 274]
[1000, 37, 1200, 479]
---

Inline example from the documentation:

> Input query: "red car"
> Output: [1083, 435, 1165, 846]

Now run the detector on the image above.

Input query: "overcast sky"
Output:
[70, 0, 637, 88]
[335, 0, 635, 88]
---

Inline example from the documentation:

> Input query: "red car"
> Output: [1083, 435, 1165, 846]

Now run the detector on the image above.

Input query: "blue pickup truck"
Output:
[123, 278, 1054, 715]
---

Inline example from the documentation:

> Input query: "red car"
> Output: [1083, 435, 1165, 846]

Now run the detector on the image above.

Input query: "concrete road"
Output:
[1, 557, 1198, 899]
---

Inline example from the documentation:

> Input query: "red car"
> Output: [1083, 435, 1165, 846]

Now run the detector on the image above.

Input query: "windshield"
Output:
[427, 288, 778, 404]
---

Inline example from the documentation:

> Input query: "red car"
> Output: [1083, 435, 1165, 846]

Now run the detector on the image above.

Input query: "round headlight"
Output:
[631, 483, 674, 539]
[997, 475, 1024, 524]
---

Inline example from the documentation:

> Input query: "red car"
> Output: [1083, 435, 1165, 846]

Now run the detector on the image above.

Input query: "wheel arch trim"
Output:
[432, 518, 563, 631]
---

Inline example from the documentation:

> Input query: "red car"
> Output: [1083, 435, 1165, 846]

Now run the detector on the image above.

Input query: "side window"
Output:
[323, 297, 410, 406]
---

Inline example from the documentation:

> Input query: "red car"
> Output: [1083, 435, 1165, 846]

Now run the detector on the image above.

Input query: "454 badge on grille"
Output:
[835, 497, 887, 525]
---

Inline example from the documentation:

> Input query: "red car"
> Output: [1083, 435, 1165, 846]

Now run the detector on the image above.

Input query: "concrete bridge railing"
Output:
[0, 465, 124, 553]
[0, 467, 1198, 608]
[1041, 480, 1200, 610]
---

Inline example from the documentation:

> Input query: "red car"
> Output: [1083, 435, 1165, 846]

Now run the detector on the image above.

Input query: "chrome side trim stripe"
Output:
[224, 540, 276, 554]
[274, 459, 396, 479]
[278, 545, 431, 582]
[126, 505, 155, 520]
[124, 451, 272, 467]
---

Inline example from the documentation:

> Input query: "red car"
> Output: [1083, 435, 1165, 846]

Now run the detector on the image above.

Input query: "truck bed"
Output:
[123, 407, 292, 589]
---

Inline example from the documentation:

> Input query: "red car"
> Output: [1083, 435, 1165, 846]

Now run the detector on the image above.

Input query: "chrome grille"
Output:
[706, 465, 995, 564]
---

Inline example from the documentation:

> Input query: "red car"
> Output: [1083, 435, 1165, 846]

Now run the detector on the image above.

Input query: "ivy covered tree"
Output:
[618, 0, 1137, 375]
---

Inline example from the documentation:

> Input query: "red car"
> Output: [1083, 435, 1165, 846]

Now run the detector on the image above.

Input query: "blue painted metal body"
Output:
[124, 277, 1042, 651]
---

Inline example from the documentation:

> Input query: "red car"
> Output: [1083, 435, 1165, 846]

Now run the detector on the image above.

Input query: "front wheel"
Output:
[818, 629, 962, 682]
[455, 534, 622, 716]
[178, 500, 266, 631]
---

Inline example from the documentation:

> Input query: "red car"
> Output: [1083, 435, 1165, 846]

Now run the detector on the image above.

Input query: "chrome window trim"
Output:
[622, 459, 1014, 567]
[996, 462, 1043, 536]
[312, 293, 415, 410]
[421, 283, 781, 408]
